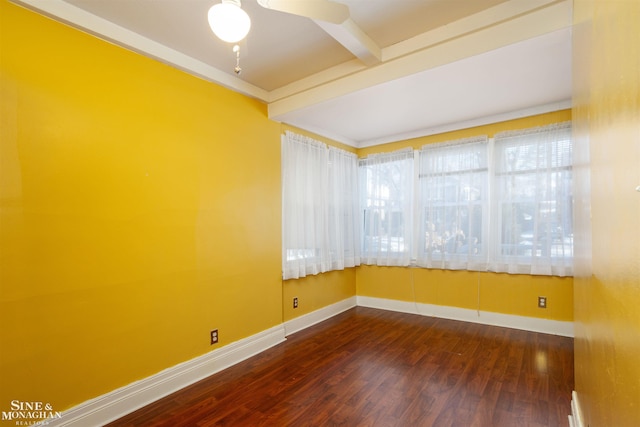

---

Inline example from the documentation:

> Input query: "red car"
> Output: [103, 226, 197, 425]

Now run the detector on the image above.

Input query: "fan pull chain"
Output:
[233, 44, 242, 75]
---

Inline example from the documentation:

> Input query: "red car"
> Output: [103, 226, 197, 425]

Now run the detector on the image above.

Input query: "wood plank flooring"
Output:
[107, 307, 574, 426]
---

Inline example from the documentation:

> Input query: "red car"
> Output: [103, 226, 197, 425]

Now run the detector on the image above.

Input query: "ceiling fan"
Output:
[209, 0, 375, 75]
[208, 0, 350, 45]
[256, 0, 350, 24]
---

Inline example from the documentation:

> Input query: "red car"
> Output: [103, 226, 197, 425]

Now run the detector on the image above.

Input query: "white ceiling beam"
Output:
[314, 17, 381, 66]
[257, 0, 349, 24]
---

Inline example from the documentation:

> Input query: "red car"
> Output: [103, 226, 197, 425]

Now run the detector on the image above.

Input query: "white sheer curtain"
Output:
[489, 122, 573, 276]
[281, 131, 360, 280]
[328, 147, 361, 270]
[416, 136, 489, 270]
[359, 149, 414, 266]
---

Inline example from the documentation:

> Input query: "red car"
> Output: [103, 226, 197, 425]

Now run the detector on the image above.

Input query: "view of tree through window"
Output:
[417, 137, 488, 270]
[359, 149, 414, 266]
[491, 123, 573, 275]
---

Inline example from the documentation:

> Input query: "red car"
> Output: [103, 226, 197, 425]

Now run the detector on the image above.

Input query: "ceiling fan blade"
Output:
[256, 0, 349, 24]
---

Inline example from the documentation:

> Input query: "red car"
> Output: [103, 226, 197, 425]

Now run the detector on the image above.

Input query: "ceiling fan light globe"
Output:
[208, 2, 251, 43]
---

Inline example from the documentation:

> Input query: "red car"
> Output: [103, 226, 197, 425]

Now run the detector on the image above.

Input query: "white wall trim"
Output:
[357, 100, 572, 148]
[356, 296, 574, 337]
[569, 390, 585, 427]
[46, 325, 286, 427]
[284, 296, 357, 336]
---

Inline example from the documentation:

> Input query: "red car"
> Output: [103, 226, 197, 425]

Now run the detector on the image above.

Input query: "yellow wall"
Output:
[356, 111, 574, 323]
[356, 267, 573, 321]
[0, 0, 582, 419]
[572, 0, 640, 425]
[0, 0, 283, 413]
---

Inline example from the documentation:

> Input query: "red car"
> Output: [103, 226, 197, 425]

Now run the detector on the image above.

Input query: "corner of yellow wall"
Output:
[283, 269, 356, 322]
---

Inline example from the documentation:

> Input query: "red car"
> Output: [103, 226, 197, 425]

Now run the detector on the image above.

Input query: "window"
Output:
[328, 146, 361, 270]
[359, 149, 414, 266]
[489, 122, 573, 276]
[357, 122, 573, 276]
[417, 136, 489, 270]
[281, 132, 360, 279]
[284, 123, 573, 278]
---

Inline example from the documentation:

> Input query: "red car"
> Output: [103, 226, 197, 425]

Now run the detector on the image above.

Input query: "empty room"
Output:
[1, 0, 638, 426]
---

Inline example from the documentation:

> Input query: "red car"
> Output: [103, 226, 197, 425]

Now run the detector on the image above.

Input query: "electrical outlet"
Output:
[210, 329, 219, 345]
[538, 296, 547, 308]
[293, 297, 298, 309]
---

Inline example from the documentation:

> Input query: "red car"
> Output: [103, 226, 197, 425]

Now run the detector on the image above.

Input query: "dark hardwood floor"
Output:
[107, 307, 574, 427]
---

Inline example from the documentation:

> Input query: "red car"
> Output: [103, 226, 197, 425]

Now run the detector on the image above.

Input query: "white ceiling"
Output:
[13, 0, 573, 147]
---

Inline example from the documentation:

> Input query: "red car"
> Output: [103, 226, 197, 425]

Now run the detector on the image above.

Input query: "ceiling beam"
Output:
[314, 18, 381, 66]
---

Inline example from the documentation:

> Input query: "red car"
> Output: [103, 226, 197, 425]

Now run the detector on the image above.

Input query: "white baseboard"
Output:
[45, 296, 572, 426]
[356, 296, 574, 337]
[47, 325, 286, 427]
[569, 390, 585, 427]
[283, 296, 357, 336]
